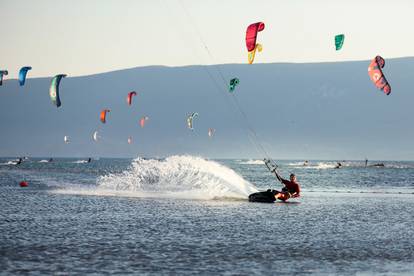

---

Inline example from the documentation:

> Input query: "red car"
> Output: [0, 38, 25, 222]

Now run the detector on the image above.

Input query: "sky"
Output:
[1, 0, 414, 78]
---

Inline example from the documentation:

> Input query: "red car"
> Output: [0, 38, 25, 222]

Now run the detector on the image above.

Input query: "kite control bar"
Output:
[264, 159, 283, 183]
[264, 158, 277, 172]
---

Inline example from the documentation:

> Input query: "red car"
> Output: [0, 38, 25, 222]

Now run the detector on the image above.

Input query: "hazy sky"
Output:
[1, 0, 414, 77]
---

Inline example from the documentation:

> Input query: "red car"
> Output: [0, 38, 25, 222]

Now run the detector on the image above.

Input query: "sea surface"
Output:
[1, 156, 413, 275]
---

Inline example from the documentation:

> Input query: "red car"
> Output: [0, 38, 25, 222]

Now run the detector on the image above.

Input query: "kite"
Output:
[368, 56, 391, 95]
[18, 66, 32, 86]
[49, 74, 67, 107]
[100, 109, 111, 123]
[0, 70, 8, 85]
[229, 78, 239, 93]
[187, 112, 198, 130]
[246, 22, 265, 64]
[92, 131, 99, 142]
[140, 116, 149, 128]
[127, 91, 137, 106]
[335, 34, 345, 51]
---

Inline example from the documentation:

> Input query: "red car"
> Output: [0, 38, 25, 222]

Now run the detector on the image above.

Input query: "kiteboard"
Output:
[248, 189, 287, 203]
[249, 190, 298, 203]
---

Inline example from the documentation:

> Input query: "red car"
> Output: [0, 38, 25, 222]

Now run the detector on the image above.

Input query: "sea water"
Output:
[1, 156, 413, 275]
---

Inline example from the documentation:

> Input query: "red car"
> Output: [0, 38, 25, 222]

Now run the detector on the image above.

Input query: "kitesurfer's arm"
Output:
[274, 171, 283, 183]
[264, 159, 283, 183]
[280, 178, 290, 185]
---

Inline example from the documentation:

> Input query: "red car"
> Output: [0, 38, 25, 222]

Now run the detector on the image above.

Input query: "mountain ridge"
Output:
[0, 57, 413, 159]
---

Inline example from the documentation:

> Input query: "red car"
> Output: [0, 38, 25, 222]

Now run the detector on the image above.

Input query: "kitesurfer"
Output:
[365, 158, 368, 167]
[303, 160, 309, 166]
[15, 158, 23, 165]
[248, 159, 301, 203]
[272, 171, 301, 201]
[48, 158, 53, 163]
[335, 162, 342, 169]
[87, 158, 92, 163]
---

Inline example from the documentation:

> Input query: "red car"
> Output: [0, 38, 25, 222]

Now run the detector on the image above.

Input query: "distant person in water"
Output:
[335, 162, 342, 169]
[87, 158, 92, 163]
[303, 160, 309, 166]
[48, 158, 53, 163]
[365, 158, 368, 167]
[15, 158, 23, 165]
[272, 170, 301, 201]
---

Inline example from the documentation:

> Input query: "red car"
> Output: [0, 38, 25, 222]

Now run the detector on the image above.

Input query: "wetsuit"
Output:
[280, 178, 301, 198]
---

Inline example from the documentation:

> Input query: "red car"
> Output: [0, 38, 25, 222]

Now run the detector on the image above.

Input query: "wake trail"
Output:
[57, 156, 258, 200]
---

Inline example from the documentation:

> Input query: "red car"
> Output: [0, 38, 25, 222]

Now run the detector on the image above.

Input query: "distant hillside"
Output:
[1, 58, 414, 159]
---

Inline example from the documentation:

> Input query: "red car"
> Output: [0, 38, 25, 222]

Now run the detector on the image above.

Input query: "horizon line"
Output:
[2, 56, 413, 80]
